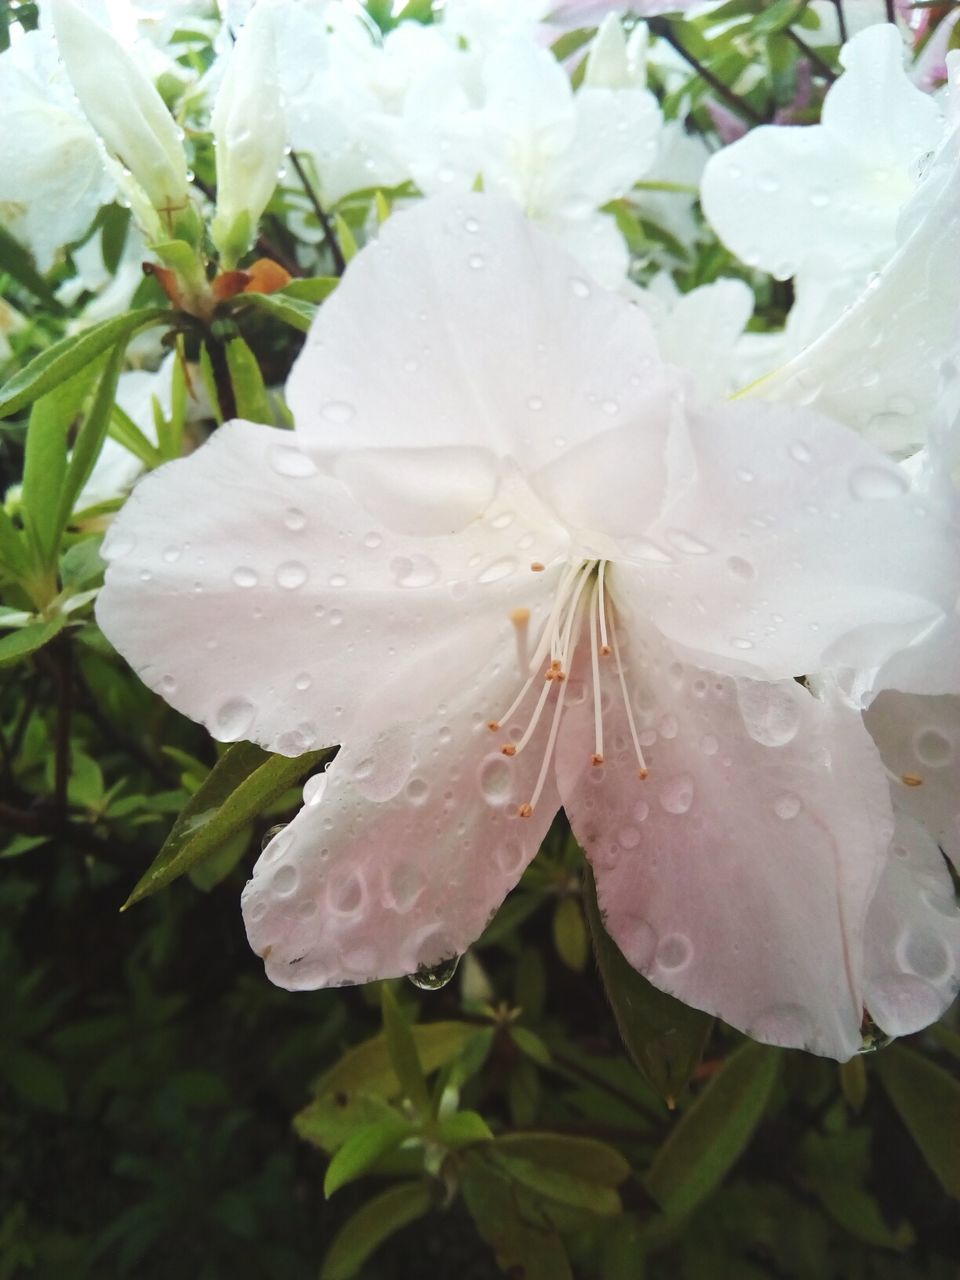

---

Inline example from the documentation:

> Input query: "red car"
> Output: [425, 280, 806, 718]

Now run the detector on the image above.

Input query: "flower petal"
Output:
[95, 420, 568, 752]
[555, 629, 894, 1059]
[288, 193, 662, 472]
[863, 813, 960, 1038]
[632, 399, 954, 680]
[241, 667, 563, 989]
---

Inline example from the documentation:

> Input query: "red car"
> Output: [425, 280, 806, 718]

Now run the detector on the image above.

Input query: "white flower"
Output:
[210, 0, 287, 266]
[701, 25, 948, 349]
[95, 195, 959, 1059]
[0, 28, 115, 269]
[404, 36, 662, 285]
[50, 0, 190, 235]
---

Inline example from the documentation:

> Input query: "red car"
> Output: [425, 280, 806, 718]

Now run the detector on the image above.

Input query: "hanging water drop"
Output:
[408, 954, 460, 990]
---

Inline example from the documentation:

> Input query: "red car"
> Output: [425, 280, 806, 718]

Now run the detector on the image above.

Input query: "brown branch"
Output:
[289, 151, 347, 276]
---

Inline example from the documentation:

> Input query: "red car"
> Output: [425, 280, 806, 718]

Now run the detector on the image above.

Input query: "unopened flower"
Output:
[97, 196, 958, 1059]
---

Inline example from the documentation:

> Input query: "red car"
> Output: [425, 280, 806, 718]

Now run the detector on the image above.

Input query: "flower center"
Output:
[488, 559, 649, 817]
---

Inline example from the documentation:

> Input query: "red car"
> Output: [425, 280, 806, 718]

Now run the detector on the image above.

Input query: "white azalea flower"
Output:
[404, 37, 662, 285]
[701, 25, 948, 351]
[94, 195, 960, 1059]
[0, 28, 115, 270]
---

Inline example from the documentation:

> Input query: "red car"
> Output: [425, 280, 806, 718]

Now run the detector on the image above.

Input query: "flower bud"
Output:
[211, 1, 288, 269]
[50, 0, 190, 236]
[584, 14, 648, 90]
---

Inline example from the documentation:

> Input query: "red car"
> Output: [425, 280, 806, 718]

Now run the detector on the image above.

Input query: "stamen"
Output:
[609, 607, 649, 780]
[510, 607, 531, 672]
[530, 561, 545, 572]
[511, 675, 554, 755]
[597, 561, 612, 656]
[589, 579, 604, 766]
[527, 560, 582, 677]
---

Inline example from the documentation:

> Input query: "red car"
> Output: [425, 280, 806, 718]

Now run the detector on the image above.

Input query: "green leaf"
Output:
[225, 335, 272, 424]
[281, 276, 339, 302]
[492, 1133, 631, 1188]
[381, 984, 430, 1115]
[323, 1115, 413, 1197]
[312, 1021, 481, 1101]
[553, 895, 588, 971]
[109, 403, 164, 468]
[0, 614, 67, 668]
[510, 1026, 551, 1066]
[296, 1092, 400, 1156]
[0, 224, 63, 308]
[583, 867, 713, 1103]
[53, 340, 127, 545]
[199, 342, 224, 425]
[434, 1109, 493, 1149]
[0, 506, 29, 578]
[462, 1156, 574, 1280]
[874, 1042, 960, 1199]
[2, 1047, 68, 1112]
[333, 212, 359, 262]
[0, 308, 169, 419]
[122, 743, 328, 907]
[19, 394, 68, 568]
[645, 1040, 781, 1218]
[320, 1181, 433, 1280]
[238, 291, 317, 333]
[753, 0, 806, 33]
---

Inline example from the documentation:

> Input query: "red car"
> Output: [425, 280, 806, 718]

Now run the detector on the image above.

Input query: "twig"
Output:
[0, 800, 153, 868]
[785, 28, 838, 81]
[649, 18, 764, 125]
[289, 151, 347, 276]
[885, 0, 895, 23]
[53, 634, 73, 826]
[831, 0, 848, 43]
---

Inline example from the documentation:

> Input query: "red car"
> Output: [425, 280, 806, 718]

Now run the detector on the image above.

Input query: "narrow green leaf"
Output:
[0, 614, 68, 668]
[199, 342, 223, 425]
[462, 1157, 573, 1280]
[0, 224, 63, 308]
[320, 1181, 433, 1280]
[510, 1026, 552, 1067]
[381, 983, 430, 1116]
[0, 307, 169, 419]
[583, 867, 713, 1103]
[333, 212, 359, 262]
[645, 1040, 781, 1218]
[281, 276, 339, 302]
[875, 1042, 960, 1199]
[312, 1021, 481, 1101]
[54, 340, 127, 544]
[122, 743, 327, 907]
[487, 1151, 622, 1217]
[554, 895, 588, 972]
[0, 505, 29, 577]
[435, 1109, 493, 1149]
[238, 291, 317, 333]
[109, 403, 164, 468]
[225, 335, 272, 424]
[323, 1116, 412, 1197]
[492, 1133, 630, 1188]
[20, 394, 69, 567]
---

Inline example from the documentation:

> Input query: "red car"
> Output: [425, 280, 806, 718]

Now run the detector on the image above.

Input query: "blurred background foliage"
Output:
[2, 0, 960, 1275]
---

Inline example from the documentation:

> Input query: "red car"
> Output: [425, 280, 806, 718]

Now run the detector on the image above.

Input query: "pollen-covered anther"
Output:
[518, 803, 534, 818]
[501, 743, 517, 757]
[591, 753, 604, 766]
[600, 644, 612, 657]
[530, 561, 545, 572]
[901, 773, 924, 787]
[487, 720, 500, 732]
[638, 767, 649, 780]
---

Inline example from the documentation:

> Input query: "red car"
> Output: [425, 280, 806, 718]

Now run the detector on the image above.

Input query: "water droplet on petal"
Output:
[898, 928, 953, 981]
[656, 933, 693, 970]
[285, 508, 307, 531]
[363, 531, 383, 549]
[479, 755, 514, 807]
[271, 445, 318, 478]
[659, 774, 694, 814]
[913, 728, 952, 767]
[320, 400, 355, 424]
[102, 531, 136, 561]
[773, 792, 802, 820]
[408, 954, 460, 990]
[477, 557, 517, 584]
[569, 276, 591, 299]
[232, 566, 258, 589]
[464, 216, 480, 233]
[261, 823, 288, 854]
[272, 864, 299, 896]
[276, 561, 308, 590]
[215, 697, 255, 741]
[849, 466, 909, 501]
[162, 545, 181, 563]
[727, 556, 755, 581]
[405, 777, 429, 805]
[751, 1003, 815, 1048]
[390, 554, 440, 588]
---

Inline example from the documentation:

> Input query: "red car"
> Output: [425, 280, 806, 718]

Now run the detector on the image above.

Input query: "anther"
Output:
[638, 768, 649, 780]
[501, 743, 517, 757]
[487, 720, 500, 732]
[901, 773, 924, 787]
[591, 753, 604, 766]
[530, 561, 545, 572]
[518, 803, 534, 818]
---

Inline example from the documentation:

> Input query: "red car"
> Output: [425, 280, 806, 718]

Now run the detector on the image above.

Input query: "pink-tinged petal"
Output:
[288, 193, 663, 472]
[241, 665, 563, 989]
[555, 627, 894, 1060]
[863, 813, 960, 1037]
[96, 419, 568, 752]
[864, 692, 960, 870]
[631, 399, 954, 680]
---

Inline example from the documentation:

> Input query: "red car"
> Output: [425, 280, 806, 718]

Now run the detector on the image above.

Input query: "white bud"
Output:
[584, 14, 647, 91]
[211, 1, 288, 267]
[50, 0, 189, 223]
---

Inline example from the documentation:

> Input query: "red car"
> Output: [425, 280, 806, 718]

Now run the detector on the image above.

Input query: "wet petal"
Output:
[555, 628, 894, 1060]
[96, 420, 567, 752]
[863, 813, 960, 1037]
[242, 662, 563, 988]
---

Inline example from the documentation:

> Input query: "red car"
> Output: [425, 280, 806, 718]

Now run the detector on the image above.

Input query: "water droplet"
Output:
[232, 566, 258, 588]
[102, 531, 136, 561]
[285, 508, 307, 531]
[624, 537, 674, 563]
[303, 773, 327, 806]
[601, 399, 619, 416]
[477, 557, 517, 584]
[738, 682, 802, 747]
[849, 465, 909, 501]
[656, 933, 693, 970]
[700, 734, 719, 755]
[730, 636, 754, 651]
[271, 445, 318, 478]
[659, 774, 694, 814]
[328, 873, 364, 915]
[898, 928, 953, 981]
[328, 572, 348, 588]
[363, 531, 383, 549]
[405, 777, 429, 805]
[735, 467, 755, 483]
[913, 728, 952, 767]
[468, 253, 484, 270]
[162, 545, 181, 563]
[633, 799, 650, 822]
[276, 561, 308, 590]
[758, 172, 780, 193]
[320, 400, 355, 424]
[620, 918, 656, 968]
[479, 755, 514, 807]
[658, 714, 678, 739]
[214, 697, 255, 741]
[809, 188, 829, 208]
[773, 792, 802, 820]
[569, 276, 591, 299]
[272, 864, 299, 896]
[619, 826, 642, 849]
[390, 554, 439, 588]
[527, 394, 544, 411]
[865, 974, 943, 1037]
[408, 954, 460, 990]
[329, 609, 344, 627]
[295, 672, 313, 691]
[159, 674, 176, 694]
[751, 1004, 814, 1048]
[726, 556, 755, 581]
[464, 216, 480, 233]
[261, 823, 287, 853]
